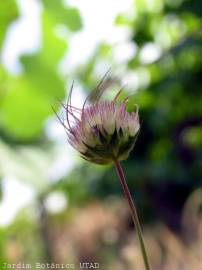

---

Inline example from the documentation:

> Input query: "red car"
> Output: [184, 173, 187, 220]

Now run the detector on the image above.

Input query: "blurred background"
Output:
[0, 0, 202, 269]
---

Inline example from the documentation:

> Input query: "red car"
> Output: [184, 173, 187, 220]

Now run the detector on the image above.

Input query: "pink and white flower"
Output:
[58, 84, 140, 164]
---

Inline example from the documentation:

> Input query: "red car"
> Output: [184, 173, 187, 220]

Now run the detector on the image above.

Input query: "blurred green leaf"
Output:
[0, 0, 19, 48]
[115, 14, 134, 26]
[1, 76, 51, 139]
[0, 68, 65, 139]
[21, 54, 65, 99]
[42, 0, 82, 31]
[0, 9, 68, 140]
[40, 12, 69, 65]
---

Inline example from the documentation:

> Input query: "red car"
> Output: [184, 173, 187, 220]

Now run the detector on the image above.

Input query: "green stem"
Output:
[114, 160, 151, 270]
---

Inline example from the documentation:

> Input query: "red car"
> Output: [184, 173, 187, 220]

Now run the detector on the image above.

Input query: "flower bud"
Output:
[60, 88, 140, 165]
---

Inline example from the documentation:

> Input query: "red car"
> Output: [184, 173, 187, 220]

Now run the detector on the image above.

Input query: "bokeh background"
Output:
[0, 0, 202, 269]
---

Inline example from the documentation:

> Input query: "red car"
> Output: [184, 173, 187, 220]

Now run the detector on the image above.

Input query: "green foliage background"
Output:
[0, 0, 202, 267]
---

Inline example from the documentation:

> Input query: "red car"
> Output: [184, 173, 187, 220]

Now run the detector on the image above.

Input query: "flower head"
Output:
[58, 82, 140, 165]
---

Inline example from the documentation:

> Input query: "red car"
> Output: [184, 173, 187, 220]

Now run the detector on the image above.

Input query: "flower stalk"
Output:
[57, 76, 151, 269]
[114, 160, 151, 270]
